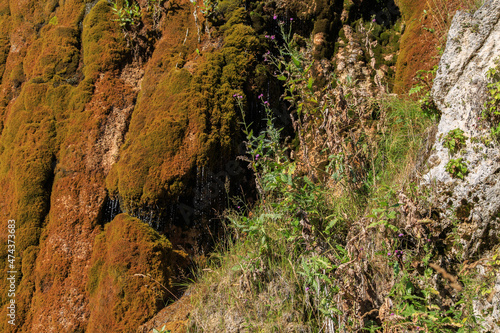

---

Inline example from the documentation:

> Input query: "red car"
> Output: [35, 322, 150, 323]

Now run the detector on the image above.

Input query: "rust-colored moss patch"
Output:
[394, 0, 478, 93]
[86, 213, 187, 332]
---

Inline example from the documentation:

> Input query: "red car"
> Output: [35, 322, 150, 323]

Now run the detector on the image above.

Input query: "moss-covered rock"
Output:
[86, 213, 187, 332]
[109, 5, 261, 221]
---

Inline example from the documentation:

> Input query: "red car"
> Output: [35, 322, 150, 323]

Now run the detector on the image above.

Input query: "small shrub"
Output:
[443, 128, 467, 155]
[409, 65, 441, 120]
[445, 158, 468, 179]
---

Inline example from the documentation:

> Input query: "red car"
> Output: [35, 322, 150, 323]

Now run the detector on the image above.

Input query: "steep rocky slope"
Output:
[0, 0, 489, 332]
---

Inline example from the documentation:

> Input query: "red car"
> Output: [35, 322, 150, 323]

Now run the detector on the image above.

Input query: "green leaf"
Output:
[307, 77, 314, 90]
[277, 75, 287, 81]
[388, 224, 398, 232]
[368, 221, 382, 229]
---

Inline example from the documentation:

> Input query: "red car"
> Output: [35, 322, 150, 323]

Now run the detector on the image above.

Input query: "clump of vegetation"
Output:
[111, 0, 142, 28]
[187, 13, 485, 331]
[443, 128, 467, 155]
[109, 4, 262, 221]
[483, 58, 500, 139]
[445, 158, 468, 179]
[409, 65, 441, 119]
[86, 214, 187, 332]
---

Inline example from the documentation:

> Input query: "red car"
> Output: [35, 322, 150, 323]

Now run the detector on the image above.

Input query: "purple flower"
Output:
[255, 154, 260, 160]
[237, 206, 241, 209]
[290, 17, 293, 21]
[388, 252, 391, 256]
[264, 101, 269, 105]
[273, 14, 277, 20]
[238, 95, 243, 99]
[270, 35, 275, 40]
[398, 233, 404, 237]
[258, 93, 264, 99]
[265, 50, 271, 55]
[427, 238, 431, 242]
[305, 287, 309, 292]
[265, 35, 270, 38]
[391, 313, 394, 316]
[233, 93, 237, 97]
[372, 18, 376, 22]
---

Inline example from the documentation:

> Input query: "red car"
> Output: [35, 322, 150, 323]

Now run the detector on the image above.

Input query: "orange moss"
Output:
[0, 0, 131, 330]
[86, 214, 187, 332]
[394, 0, 476, 93]
[81, 0, 128, 80]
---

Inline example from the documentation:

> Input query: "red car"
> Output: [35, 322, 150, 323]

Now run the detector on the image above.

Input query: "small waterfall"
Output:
[102, 195, 122, 223]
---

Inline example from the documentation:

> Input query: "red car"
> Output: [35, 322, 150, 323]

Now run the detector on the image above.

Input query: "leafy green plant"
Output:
[200, 0, 218, 19]
[443, 128, 467, 155]
[111, 0, 142, 28]
[389, 274, 473, 332]
[445, 158, 468, 179]
[367, 201, 400, 232]
[483, 58, 500, 139]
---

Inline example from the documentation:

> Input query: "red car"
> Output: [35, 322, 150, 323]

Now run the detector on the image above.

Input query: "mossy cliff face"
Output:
[108, 5, 261, 224]
[0, 0, 186, 331]
[0, 0, 261, 331]
[393, 0, 474, 93]
[0, 0, 468, 331]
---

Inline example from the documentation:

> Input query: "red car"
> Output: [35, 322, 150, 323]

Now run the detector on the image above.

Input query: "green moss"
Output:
[339, 27, 347, 43]
[379, 31, 391, 45]
[112, 68, 195, 213]
[87, 259, 104, 296]
[218, 0, 243, 18]
[221, 7, 247, 31]
[393, 0, 438, 93]
[9, 62, 25, 87]
[0, 37, 9, 79]
[23, 25, 80, 82]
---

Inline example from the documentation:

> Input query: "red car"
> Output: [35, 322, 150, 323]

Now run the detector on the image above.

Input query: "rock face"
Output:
[423, 1, 500, 330]
[425, 0, 500, 254]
